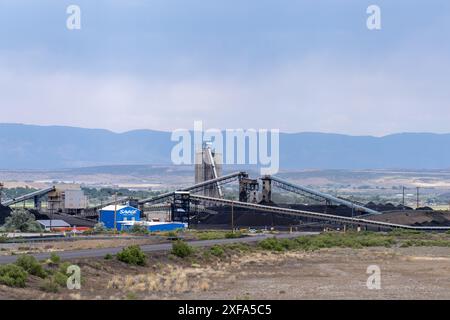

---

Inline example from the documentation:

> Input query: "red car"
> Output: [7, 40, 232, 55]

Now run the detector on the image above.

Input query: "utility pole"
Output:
[231, 200, 234, 233]
[113, 192, 118, 233]
[49, 198, 53, 233]
[416, 187, 420, 209]
[402, 186, 406, 209]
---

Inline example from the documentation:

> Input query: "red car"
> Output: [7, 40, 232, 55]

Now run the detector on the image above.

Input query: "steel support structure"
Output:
[189, 194, 450, 231]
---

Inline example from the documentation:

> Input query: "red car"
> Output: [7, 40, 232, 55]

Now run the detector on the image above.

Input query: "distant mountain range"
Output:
[0, 123, 449, 170]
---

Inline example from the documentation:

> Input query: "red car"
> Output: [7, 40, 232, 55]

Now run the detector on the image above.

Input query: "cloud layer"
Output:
[0, 1, 449, 136]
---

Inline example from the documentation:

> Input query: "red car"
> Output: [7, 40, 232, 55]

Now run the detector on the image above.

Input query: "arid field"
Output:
[2, 231, 450, 300]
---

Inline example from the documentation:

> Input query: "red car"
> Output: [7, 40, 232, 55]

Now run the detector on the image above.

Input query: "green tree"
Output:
[93, 222, 107, 233]
[2, 209, 42, 232]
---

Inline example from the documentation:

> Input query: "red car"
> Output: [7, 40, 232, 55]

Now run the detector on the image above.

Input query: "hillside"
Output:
[1, 123, 450, 170]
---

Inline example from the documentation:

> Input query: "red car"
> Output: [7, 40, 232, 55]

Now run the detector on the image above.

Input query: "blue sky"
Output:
[0, 0, 449, 135]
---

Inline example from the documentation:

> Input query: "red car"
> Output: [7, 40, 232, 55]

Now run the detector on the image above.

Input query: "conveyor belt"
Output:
[1, 186, 56, 207]
[138, 171, 247, 205]
[189, 194, 450, 231]
[270, 176, 381, 215]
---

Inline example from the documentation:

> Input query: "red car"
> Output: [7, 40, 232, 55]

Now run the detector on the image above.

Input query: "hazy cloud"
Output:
[0, 0, 449, 135]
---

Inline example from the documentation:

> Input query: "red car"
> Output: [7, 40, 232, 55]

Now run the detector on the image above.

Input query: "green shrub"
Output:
[126, 292, 138, 300]
[39, 278, 59, 293]
[93, 222, 107, 233]
[128, 224, 149, 235]
[400, 241, 412, 247]
[256, 232, 397, 253]
[171, 240, 194, 258]
[210, 245, 225, 257]
[58, 262, 71, 274]
[391, 229, 424, 236]
[15, 255, 47, 278]
[104, 253, 113, 260]
[197, 231, 226, 240]
[225, 231, 243, 239]
[53, 272, 68, 287]
[224, 243, 251, 252]
[116, 245, 147, 266]
[166, 231, 178, 238]
[0, 234, 8, 243]
[50, 253, 61, 264]
[258, 237, 285, 251]
[254, 231, 450, 253]
[0, 264, 28, 287]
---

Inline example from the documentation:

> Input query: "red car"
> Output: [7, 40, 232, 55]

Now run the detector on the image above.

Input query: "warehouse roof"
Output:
[37, 219, 71, 228]
[100, 205, 130, 211]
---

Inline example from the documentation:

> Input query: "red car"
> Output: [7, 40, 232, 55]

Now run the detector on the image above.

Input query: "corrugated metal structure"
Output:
[37, 219, 71, 231]
[195, 142, 223, 198]
[99, 205, 141, 231]
[64, 189, 87, 210]
[47, 184, 87, 214]
[121, 221, 186, 232]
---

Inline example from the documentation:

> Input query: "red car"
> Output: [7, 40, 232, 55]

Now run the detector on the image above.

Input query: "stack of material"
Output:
[0, 204, 12, 225]
[367, 210, 450, 226]
[200, 207, 301, 227]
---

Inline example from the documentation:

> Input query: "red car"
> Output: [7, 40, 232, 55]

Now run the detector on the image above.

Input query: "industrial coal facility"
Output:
[1, 144, 450, 233]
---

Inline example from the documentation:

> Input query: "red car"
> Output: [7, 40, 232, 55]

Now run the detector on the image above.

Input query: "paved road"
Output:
[0, 232, 317, 265]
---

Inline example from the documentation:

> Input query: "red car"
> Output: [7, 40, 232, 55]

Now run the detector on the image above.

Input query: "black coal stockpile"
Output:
[199, 206, 303, 227]
[203, 211, 299, 227]
[28, 208, 48, 220]
[0, 204, 12, 225]
[365, 202, 415, 212]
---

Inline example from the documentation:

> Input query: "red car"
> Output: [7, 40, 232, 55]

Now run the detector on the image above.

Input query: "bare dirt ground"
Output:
[2, 246, 450, 300]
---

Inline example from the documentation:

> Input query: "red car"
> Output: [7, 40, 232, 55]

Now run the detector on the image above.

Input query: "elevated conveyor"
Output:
[138, 172, 247, 205]
[270, 176, 381, 215]
[189, 194, 450, 231]
[1, 186, 56, 207]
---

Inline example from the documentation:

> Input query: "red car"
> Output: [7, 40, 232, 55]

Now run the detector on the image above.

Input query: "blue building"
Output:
[121, 221, 186, 232]
[99, 205, 140, 231]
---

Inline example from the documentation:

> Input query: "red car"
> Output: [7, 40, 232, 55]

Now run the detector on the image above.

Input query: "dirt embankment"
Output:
[2, 245, 450, 300]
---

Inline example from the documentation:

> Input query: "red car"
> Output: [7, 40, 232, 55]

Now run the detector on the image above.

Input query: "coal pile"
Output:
[204, 210, 300, 227]
[367, 210, 450, 226]
[365, 202, 414, 212]
[287, 204, 355, 216]
[198, 205, 313, 227]
[0, 204, 12, 225]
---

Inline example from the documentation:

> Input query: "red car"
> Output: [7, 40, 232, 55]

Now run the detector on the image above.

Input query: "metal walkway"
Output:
[1, 186, 56, 207]
[270, 176, 381, 215]
[138, 171, 247, 205]
[189, 194, 450, 231]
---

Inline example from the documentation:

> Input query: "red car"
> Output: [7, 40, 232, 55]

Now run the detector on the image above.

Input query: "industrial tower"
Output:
[195, 142, 223, 198]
